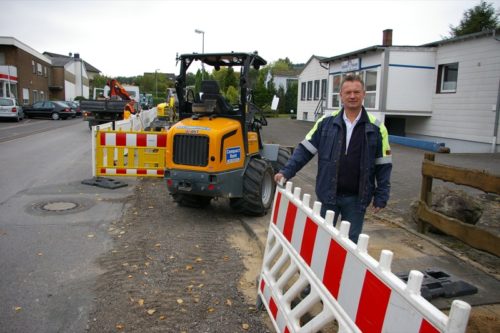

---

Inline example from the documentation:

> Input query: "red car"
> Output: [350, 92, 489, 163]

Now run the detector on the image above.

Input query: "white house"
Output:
[297, 29, 500, 153]
[44, 52, 101, 101]
[296, 55, 328, 121]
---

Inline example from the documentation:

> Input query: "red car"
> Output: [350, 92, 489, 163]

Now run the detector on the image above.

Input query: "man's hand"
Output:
[372, 205, 383, 214]
[274, 172, 286, 185]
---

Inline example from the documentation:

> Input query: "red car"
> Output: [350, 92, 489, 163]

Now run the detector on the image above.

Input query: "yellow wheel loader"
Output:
[164, 52, 290, 215]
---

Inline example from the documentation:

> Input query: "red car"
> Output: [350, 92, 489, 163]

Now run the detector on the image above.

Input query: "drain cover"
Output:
[42, 201, 78, 212]
[27, 198, 94, 216]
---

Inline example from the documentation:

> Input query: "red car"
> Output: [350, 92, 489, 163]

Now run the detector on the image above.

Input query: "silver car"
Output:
[0, 97, 24, 122]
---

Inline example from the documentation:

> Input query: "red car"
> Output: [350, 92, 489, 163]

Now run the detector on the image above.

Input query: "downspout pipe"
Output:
[492, 78, 500, 153]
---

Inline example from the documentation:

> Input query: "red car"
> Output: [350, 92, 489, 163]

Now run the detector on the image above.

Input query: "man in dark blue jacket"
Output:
[274, 74, 392, 243]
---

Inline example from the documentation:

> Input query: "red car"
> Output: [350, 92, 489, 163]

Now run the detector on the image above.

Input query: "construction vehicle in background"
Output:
[148, 88, 178, 131]
[81, 79, 140, 128]
[164, 52, 291, 215]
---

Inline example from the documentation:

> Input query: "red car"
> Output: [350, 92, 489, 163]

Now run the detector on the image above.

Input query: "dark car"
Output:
[24, 101, 76, 120]
[0, 97, 24, 122]
[65, 101, 82, 117]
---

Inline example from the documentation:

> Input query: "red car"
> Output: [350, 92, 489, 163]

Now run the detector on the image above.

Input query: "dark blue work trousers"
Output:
[320, 195, 366, 244]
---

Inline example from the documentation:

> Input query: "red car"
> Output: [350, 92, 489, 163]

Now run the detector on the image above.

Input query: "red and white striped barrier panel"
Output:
[94, 130, 167, 178]
[258, 181, 471, 333]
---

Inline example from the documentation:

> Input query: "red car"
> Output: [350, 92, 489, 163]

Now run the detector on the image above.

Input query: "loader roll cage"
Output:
[175, 52, 267, 154]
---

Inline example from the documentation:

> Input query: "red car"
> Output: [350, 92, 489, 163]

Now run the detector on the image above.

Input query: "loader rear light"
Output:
[208, 184, 215, 191]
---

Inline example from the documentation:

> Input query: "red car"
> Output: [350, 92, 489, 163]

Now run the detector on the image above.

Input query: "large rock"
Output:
[431, 186, 483, 225]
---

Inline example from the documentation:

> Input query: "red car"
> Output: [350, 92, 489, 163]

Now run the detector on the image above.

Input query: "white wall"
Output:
[406, 36, 500, 149]
[386, 49, 435, 112]
[297, 57, 328, 122]
[64, 60, 90, 100]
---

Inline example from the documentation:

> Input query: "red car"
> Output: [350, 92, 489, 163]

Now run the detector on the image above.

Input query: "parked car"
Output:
[65, 101, 82, 117]
[0, 97, 24, 122]
[24, 101, 76, 120]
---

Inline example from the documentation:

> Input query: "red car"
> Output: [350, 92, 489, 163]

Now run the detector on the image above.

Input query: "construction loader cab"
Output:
[164, 52, 290, 215]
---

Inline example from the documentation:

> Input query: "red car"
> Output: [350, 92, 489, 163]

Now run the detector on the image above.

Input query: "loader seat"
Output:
[200, 80, 233, 114]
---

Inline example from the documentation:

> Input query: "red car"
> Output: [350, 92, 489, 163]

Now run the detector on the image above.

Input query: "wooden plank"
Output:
[417, 201, 500, 257]
[422, 160, 500, 194]
[418, 153, 435, 233]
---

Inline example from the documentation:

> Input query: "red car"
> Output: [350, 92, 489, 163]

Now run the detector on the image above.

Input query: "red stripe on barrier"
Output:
[323, 239, 347, 298]
[283, 203, 297, 241]
[260, 279, 265, 293]
[419, 319, 440, 333]
[157, 169, 164, 175]
[157, 134, 167, 147]
[116, 133, 126, 146]
[116, 168, 127, 174]
[284, 327, 290, 333]
[269, 297, 278, 319]
[300, 217, 318, 265]
[356, 271, 391, 333]
[272, 192, 282, 224]
[136, 133, 147, 147]
[100, 132, 106, 145]
[137, 169, 147, 175]
[100, 168, 106, 174]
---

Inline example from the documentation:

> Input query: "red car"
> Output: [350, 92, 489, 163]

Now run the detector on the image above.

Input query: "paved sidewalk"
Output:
[242, 118, 500, 314]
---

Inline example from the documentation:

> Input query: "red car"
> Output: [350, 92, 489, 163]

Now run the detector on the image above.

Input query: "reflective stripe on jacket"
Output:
[280, 107, 392, 210]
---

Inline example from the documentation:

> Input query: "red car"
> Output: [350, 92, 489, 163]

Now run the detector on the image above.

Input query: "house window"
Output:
[23, 88, 29, 105]
[331, 74, 342, 108]
[313, 80, 320, 100]
[40, 91, 45, 100]
[44, 66, 48, 77]
[300, 82, 306, 100]
[37, 63, 42, 76]
[32, 61, 36, 74]
[363, 70, 377, 109]
[33, 90, 38, 102]
[307, 81, 312, 100]
[321, 79, 327, 99]
[437, 63, 458, 93]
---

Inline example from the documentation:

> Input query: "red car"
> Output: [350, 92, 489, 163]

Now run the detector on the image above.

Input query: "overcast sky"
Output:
[1, 0, 498, 77]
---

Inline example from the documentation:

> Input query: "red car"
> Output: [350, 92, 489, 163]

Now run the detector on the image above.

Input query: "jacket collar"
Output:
[336, 106, 369, 125]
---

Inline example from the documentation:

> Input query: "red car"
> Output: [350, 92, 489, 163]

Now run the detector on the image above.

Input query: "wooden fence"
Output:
[417, 153, 500, 257]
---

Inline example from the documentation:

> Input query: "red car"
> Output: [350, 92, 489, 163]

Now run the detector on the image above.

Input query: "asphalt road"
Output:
[0, 118, 138, 332]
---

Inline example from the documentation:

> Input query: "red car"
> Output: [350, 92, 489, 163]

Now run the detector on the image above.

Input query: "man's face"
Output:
[340, 81, 365, 111]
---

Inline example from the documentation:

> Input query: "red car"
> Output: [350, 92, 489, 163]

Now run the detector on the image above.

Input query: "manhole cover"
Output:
[27, 198, 95, 216]
[42, 201, 78, 212]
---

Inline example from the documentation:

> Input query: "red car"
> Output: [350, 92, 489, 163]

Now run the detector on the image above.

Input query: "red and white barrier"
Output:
[258, 181, 471, 333]
[90, 108, 158, 177]
[94, 130, 167, 178]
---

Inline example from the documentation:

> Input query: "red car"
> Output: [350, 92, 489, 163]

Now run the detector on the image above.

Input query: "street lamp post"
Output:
[155, 68, 160, 98]
[194, 29, 205, 79]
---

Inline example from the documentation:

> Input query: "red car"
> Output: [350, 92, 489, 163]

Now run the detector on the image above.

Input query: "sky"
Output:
[1, 0, 499, 77]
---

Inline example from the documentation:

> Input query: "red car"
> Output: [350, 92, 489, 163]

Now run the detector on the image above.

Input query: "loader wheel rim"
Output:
[262, 170, 273, 207]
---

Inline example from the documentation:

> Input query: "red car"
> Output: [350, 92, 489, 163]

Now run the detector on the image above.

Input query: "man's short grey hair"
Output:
[341, 74, 365, 90]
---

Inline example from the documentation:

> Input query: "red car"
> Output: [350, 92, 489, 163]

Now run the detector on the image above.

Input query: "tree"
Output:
[449, 1, 499, 37]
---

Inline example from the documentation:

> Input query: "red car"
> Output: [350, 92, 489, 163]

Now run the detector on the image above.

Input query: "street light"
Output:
[155, 68, 160, 98]
[194, 29, 205, 79]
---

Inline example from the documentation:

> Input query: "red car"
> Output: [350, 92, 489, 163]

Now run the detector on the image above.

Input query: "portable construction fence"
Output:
[95, 130, 167, 177]
[258, 182, 471, 333]
[91, 108, 168, 178]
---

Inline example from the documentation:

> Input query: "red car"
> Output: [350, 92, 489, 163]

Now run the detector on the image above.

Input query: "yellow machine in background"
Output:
[164, 52, 290, 215]
[149, 89, 177, 131]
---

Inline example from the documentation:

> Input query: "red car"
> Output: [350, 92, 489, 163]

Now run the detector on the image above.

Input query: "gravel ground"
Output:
[87, 178, 271, 333]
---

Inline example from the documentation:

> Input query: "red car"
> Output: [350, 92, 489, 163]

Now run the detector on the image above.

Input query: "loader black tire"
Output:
[271, 146, 291, 174]
[172, 193, 211, 208]
[230, 158, 275, 216]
